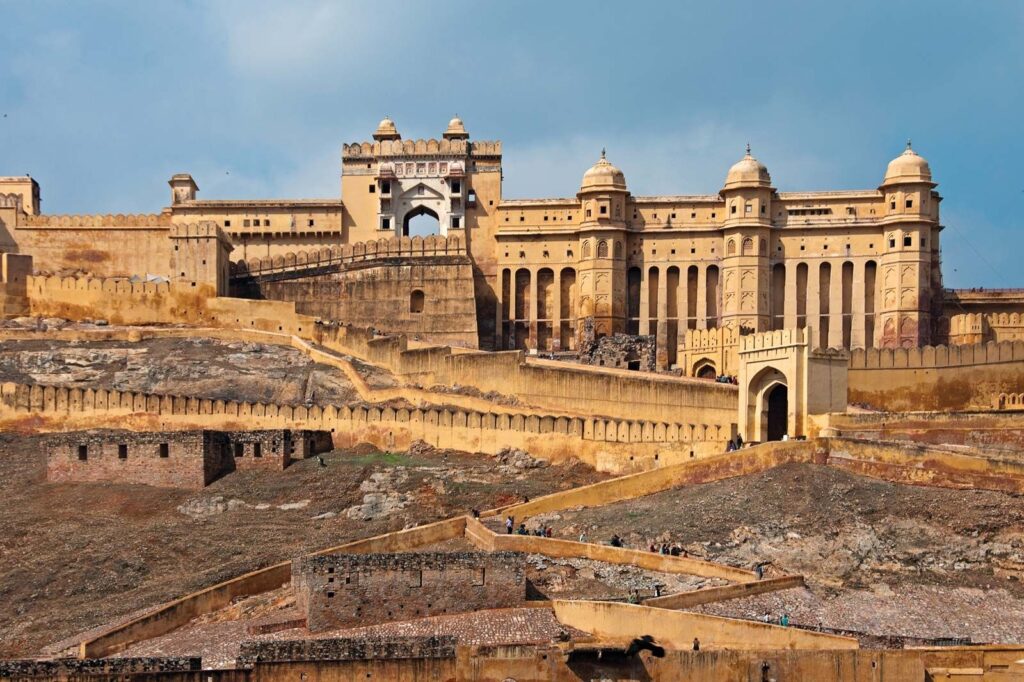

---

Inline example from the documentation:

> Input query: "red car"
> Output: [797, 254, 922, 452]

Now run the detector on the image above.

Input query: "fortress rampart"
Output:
[847, 340, 1024, 411]
[0, 382, 730, 472]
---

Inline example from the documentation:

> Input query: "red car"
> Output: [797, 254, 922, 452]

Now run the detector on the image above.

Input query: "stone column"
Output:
[784, 263, 797, 330]
[508, 269, 518, 350]
[697, 265, 708, 329]
[806, 262, 820, 349]
[639, 267, 651, 336]
[829, 260, 844, 349]
[496, 268, 506, 350]
[851, 260, 866, 349]
[656, 270, 669, 369]
[528, 268, 538, 350]
[552, 269, 562, 352]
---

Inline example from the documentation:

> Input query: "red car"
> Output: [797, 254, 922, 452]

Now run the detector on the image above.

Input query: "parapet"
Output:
[21, 213, 172, 228]
[739, 328, 807, 353]
[232, 233, 466, 279]
[168, 221, 230, 244]
[342, 138, 501, 160]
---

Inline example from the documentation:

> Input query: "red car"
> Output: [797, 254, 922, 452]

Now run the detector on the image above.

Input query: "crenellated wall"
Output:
[0, 382, 731, 472]
[847, 340, 1024, 411]
[231, 235, 479, 347]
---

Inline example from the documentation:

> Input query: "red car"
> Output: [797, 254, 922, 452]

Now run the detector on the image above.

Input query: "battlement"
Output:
[0, 192, 23, 210]
[342, 138, 501, 159]
[168, 221, 231, 243]
[231, 234, 466, 279]
[21, 213, 171, 228]
[739, 328, 807, 352]
[27, 274, 172, 296]
[682, 327, 741, 350]
[849, 340, 1024, 370]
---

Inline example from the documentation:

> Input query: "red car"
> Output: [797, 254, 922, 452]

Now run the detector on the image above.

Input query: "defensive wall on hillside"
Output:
[4, 260, 740, 427]
[0, 382, 730, 472]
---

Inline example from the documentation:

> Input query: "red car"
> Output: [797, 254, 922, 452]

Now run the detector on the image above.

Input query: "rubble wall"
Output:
[293, 552, 526, 631]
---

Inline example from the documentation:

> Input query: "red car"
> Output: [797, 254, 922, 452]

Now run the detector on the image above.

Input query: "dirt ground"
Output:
[535, 462, 1024, 643]
[0, 435, 605, 658]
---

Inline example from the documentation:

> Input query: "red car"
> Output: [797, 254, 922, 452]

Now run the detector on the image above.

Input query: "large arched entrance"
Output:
[402, 205, 441, 237]
[766, 383, 788, 441]
[744, 365, 790, 443]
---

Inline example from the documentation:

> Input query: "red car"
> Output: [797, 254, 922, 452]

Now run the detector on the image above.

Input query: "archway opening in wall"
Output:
[403, 205, 441, 237]
[766, 383, 788, 441]
[695, 363, 717, 379]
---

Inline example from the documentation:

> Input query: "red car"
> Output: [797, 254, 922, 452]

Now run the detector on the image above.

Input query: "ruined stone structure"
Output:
[46, 429, 330, 489]
[292, 551, 526, 631]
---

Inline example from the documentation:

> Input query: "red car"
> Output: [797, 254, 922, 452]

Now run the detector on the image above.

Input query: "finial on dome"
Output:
[746, 142, 751, 156]
[906, 139, 913, 151]
[600, 147, 606, 160]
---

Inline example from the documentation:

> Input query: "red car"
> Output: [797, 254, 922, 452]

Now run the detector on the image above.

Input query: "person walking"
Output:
[505, 516, 514, 534]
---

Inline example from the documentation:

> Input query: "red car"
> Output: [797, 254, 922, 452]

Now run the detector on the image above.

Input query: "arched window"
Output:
[597, 240, 609, 258]
[583, 241, 592, 259]
[410, 289, 425, 313]
[614, 241, 622, 258]
[742, 238, 754, 255]
[727, 239, 736, 256]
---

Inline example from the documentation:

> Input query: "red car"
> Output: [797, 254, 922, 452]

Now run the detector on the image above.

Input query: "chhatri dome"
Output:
[443, 115, 469, 140]
[372, 116, 401, 141]
[723, 144, 772, 190]
[882, 140, 933, 186]
[580, 149, 628, 193]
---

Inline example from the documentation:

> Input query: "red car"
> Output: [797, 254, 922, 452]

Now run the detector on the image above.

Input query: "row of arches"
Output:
[499, 267, 578, 351]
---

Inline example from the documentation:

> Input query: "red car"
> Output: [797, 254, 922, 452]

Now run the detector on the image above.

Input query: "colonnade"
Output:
[497, 258, 883, 362]
[498, 266, 578, 353]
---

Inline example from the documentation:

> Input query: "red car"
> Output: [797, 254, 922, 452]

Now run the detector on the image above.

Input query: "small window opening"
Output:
[600, 205, 607, 215]
[410, 289, 425, 313]
[78, 445, 88, 461]
[905, 199, 913, 208]
[253, 443, 261, 458]
[118, 444, 128, 459]
[224, 219, 231, 227]
[369, 184, 376, 193]
[903, 235, 912, 247]
[234, 442, 244, 458]
[381, 181, 391, 194]
[159, 443, 169, 458]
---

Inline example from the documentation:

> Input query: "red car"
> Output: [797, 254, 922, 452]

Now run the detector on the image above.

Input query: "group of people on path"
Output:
[649, 542, 687, 557]
[504, 515, 553, 537]
[725, 433, 744, 452]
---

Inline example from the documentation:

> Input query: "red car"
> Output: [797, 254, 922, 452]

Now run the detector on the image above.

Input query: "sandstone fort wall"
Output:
[0, 383, 729, 473]
[847, 341, 1024, 411]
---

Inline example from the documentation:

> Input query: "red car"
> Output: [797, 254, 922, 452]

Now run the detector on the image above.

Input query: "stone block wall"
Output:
[46, 430, 216, 489]
[238, 259, 479, 348]
[237, 636, 456, 665]
[293, 551, 526, 631]
[46, 429, 331, 489]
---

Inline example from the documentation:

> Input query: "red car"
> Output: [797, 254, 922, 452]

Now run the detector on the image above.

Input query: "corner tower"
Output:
[719, 145, 773, 333]
[876, 142, 940, 348]
[576, 150, 629, 344]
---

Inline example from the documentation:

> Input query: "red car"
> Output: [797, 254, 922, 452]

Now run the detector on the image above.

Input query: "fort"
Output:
[4, 120, 1024, 681]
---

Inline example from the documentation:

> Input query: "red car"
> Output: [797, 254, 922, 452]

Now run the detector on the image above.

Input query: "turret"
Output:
[576, 150, 629, 341]
[168, 174, 198, 205]
[876, 141, 939, 347]
[719, 145, 773, 332]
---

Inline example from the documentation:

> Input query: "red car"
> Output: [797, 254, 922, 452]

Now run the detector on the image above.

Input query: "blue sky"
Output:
[1, 1, 1021, 287]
